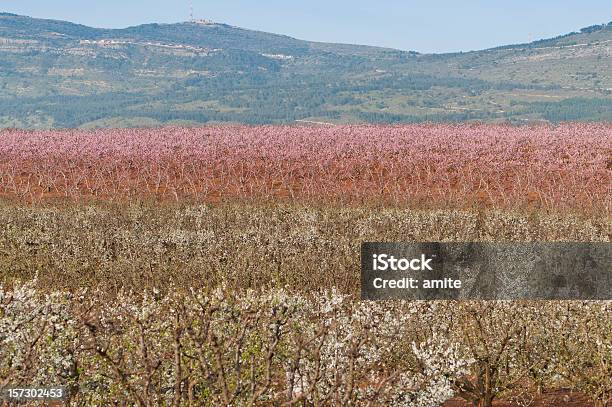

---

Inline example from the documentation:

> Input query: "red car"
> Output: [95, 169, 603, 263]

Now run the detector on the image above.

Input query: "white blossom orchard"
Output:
[0, 281, 610, 406]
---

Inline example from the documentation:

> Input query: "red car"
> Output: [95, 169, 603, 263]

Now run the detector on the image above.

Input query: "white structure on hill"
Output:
[189, 1, 216, 25]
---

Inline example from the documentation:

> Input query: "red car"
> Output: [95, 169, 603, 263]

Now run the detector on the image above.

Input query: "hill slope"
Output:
[0, 13, 610, 127]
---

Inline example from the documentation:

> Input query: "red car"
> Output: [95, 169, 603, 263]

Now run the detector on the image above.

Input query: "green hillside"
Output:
[0, 12, 610, 127]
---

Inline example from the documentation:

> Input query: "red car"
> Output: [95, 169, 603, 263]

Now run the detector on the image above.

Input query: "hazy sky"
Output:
[2, 1, 610, 53]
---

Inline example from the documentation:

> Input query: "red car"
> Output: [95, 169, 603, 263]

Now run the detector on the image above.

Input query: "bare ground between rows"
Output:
[444, 389, 606, 407]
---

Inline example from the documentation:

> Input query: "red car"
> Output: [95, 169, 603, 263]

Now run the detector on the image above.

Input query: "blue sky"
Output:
[2, 1, 610, 53]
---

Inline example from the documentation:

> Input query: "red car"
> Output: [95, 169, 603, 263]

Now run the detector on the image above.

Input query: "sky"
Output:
[2, 1, 611, 53]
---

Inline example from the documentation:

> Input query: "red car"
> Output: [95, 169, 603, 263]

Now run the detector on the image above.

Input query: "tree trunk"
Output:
[478, 394, 495, 407]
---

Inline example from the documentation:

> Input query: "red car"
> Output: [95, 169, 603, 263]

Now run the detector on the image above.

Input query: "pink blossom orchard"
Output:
[0, 123, 610, 211]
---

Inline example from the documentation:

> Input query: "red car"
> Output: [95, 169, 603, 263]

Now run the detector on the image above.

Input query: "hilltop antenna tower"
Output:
[189, 0, 194, 22]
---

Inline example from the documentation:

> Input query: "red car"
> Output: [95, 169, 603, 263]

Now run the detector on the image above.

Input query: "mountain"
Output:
[0, 12, 610, 128]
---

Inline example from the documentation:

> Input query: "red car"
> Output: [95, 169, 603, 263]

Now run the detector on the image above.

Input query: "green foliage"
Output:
[524, 98, 612, 121]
